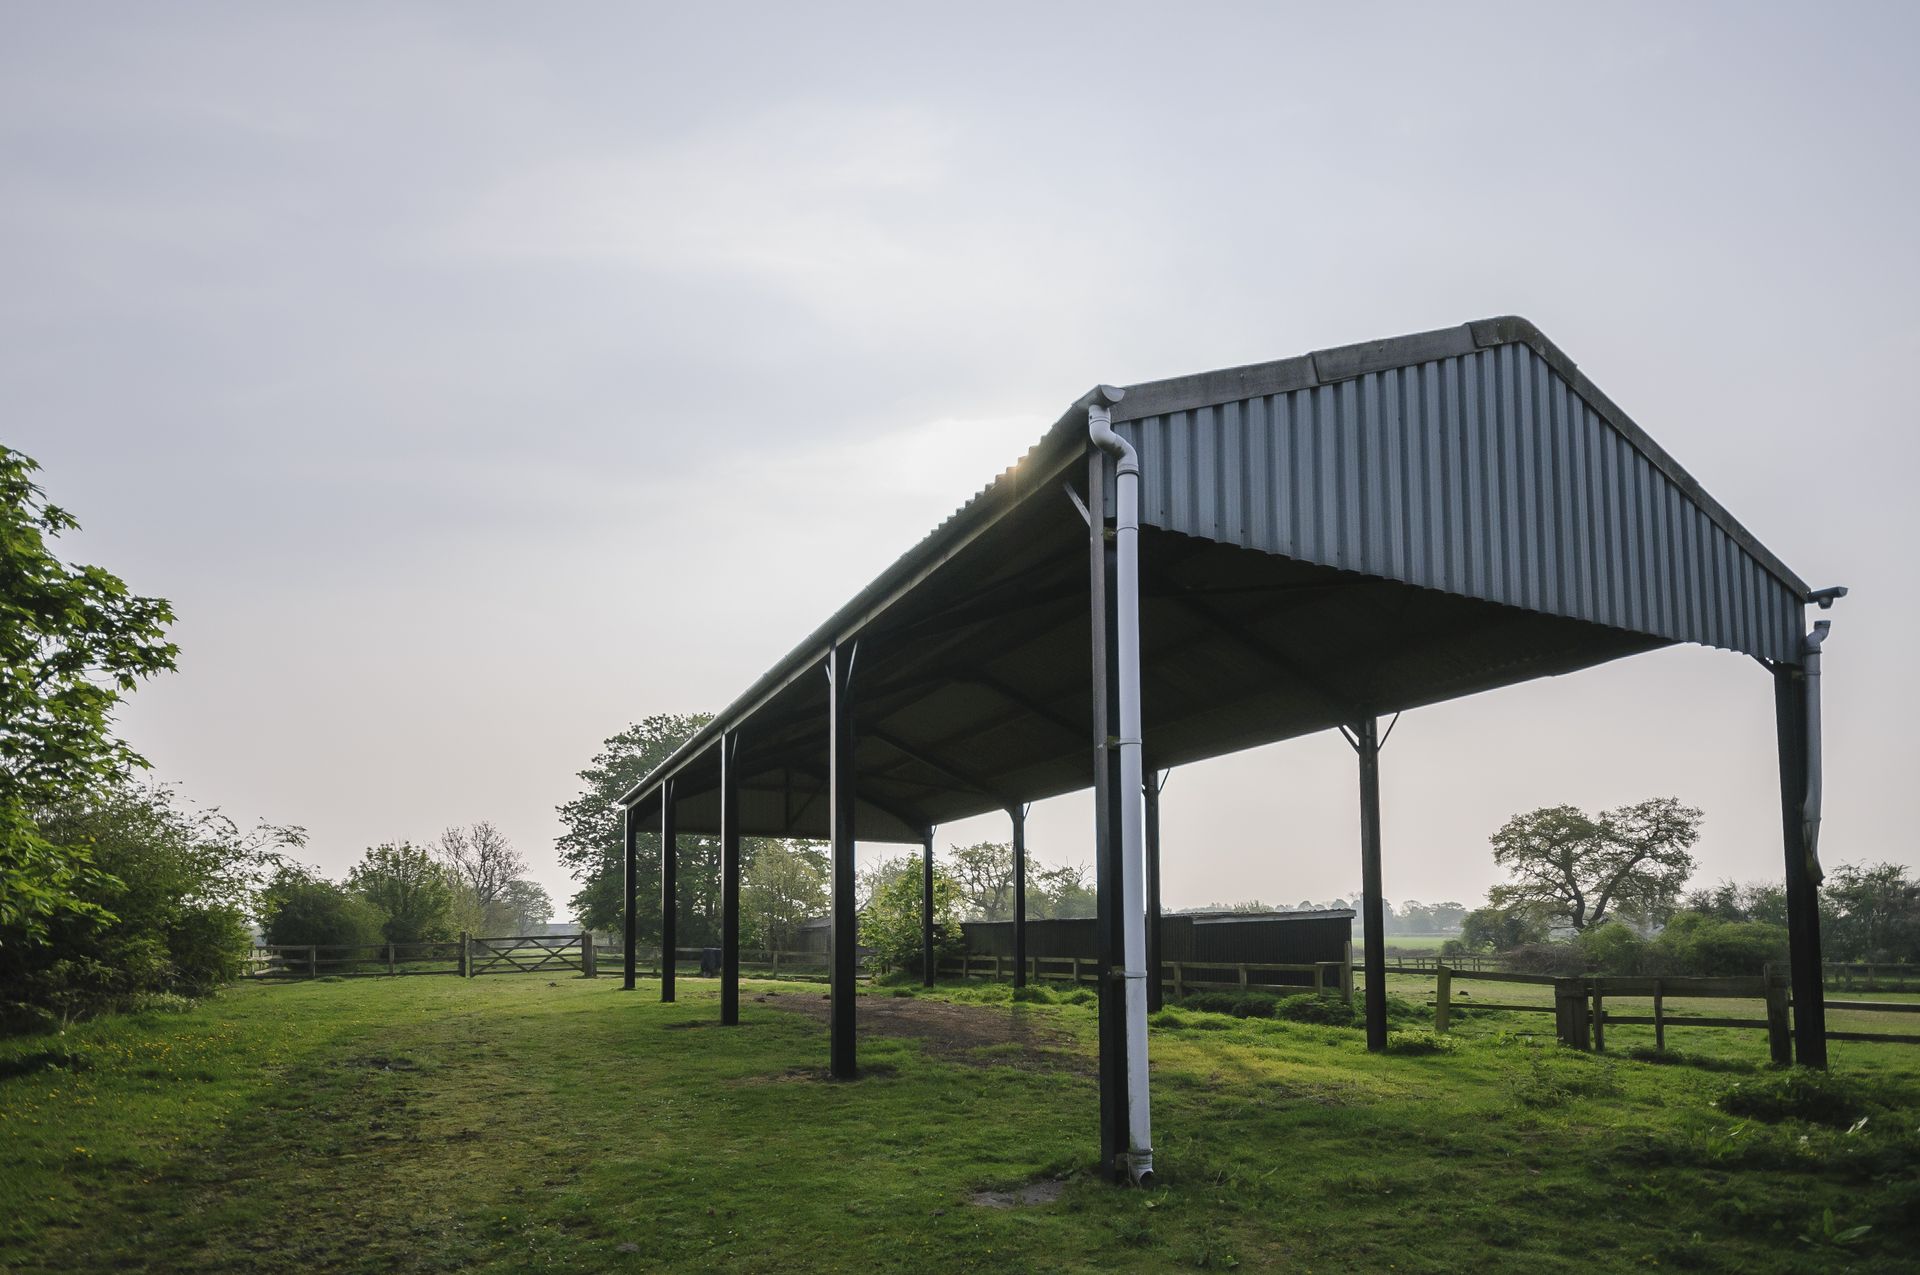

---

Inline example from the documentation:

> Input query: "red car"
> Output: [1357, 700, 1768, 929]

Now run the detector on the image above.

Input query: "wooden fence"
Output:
[1387, 957, 1920, 989]
[1405, 963, 1920, 1055]
[937, 953, 1354, 1001]
[249, 933, 601, 980]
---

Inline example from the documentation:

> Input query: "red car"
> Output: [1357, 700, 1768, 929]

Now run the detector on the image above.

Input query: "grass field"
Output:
[3, 973, 1917, 1274]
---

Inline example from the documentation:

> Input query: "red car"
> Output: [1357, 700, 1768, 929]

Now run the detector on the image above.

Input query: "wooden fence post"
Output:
[1764, 963, 1792, 1066]
[386, 943, 395, 976]
[1071, 956, 1080, 986]
[1554, 978, 1590, 1049]
[1172, 961, 1184, 999]
[459, 931, 470, 978]
[1342, 942, 1355, 1006]
[1592, 981, 1606, 1052]
[307, 945, 318, 978]
[581, 932, 597, 978]
[1653, 979, 1665, 1052]
[994, 954, 1002, 982]
[1434, 965, 1452, 1033]
[1237, 963, 1249, 989]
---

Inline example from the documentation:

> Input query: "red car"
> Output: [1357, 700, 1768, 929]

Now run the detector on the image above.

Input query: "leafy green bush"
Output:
[1651, 913, 1788, 976]
[1385, 1030, 1456, 1056]
[1010, 985, 1056, 1004]
[1056, 988, 1096, 1007]
[1717, 1069, 1874, 1127]
[4, 782, 297, 1031]
[1274, 993, 1355, 1026]
[260, 869, 388, 950]
[1622, 1046, 1757, 1074]
[1575, 922, 1647, 974]
[1175, 990, 1281, 1019]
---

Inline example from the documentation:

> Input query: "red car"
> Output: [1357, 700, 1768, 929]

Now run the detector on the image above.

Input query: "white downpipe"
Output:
[1802, 619, 1830, 884]
[1090, 399, 1153, 1186]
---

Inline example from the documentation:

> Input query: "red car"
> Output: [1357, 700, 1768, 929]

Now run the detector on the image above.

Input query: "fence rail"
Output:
[936, 954, 1354, 1001]
[249, 933, 602, 980]
[1409, 963, 1920, 1055]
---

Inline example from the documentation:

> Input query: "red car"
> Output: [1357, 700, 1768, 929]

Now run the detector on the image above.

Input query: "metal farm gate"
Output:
[468, 933, 597, 977]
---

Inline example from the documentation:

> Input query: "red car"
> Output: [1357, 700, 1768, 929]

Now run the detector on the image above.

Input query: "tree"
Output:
[859, 855, 963, 976]
[435, 821, 526, 926]
[0, 446, 177, 945]
[556, 714, 719, 938]
[948, 841, 1016, 920]
[347, 842, 456, 944]
[741, 842, 828, 952]
[1681, 880, 1787, 926]
[496, 879, 554, 933]
[3, 781, 301, 1024]
[1823, 862, 1920, 963]
[261, 866, 389, 951]
[1488, 798, 1700, 931]
[1461, 903, 1550, 951]
[1030, 861, 1096, 919]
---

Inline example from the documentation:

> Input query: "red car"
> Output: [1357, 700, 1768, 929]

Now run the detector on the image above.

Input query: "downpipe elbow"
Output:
[1087, 389, 1136, 478]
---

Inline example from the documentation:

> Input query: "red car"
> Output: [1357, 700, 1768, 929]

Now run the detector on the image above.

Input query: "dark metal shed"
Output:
[614, 316, 1842, 1186]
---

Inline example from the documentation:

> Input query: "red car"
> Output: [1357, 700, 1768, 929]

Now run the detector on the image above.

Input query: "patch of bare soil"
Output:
[969, 1179, 1068, 1208]
[761, 995, 1090, 1072]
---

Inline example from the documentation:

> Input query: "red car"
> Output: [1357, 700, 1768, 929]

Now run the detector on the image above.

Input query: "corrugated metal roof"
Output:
[618, 317, 1816, 831]
[1118, 329, 1803, 662]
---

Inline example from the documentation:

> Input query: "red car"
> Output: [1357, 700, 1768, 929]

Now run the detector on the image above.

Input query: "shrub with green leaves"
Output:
[1384, 1030, 1456, 1056]
[260, 868, 388, 951]
[1273, 993, 1356, 1026]
[1716, 1069, 1875, 1128]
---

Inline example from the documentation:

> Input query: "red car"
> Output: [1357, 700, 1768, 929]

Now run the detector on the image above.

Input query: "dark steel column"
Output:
[829, 642, 858, 1078]
[921, 827, 937, 986]
[720, 732, 741, 1026]
[1011, 805, 1028, 989]
[660, 779, 677, 1003]
[1775, 666, 1828, 1068]
[1355, 717, 1388, 1052]
[1145, 775, 1163, 1013]
[622, 804, 639, 990]
[1089, 447, 1129, 1181]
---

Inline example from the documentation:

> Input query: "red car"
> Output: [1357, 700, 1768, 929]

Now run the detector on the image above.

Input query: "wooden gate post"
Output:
[1653, 979, 1665, 1052]
[1434, 965, 1452, 1033]
[1592, 981, 1607, 1053]
[1554, 978, 1591, 1049]
[1764, 963, 1793, 1066]
[581, 932, 598, 978]
[459, 931, 470, 978]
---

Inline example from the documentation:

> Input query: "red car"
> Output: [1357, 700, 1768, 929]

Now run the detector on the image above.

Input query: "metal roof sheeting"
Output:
[618, 317, 1816, 820]
[1117, 332, 1804, 664]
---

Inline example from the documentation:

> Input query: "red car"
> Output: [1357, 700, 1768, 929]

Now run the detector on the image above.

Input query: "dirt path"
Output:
[756, 992, 1091, 1072]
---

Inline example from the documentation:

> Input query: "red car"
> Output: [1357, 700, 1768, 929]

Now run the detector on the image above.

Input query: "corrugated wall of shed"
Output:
[1118, 341, 1803, 663]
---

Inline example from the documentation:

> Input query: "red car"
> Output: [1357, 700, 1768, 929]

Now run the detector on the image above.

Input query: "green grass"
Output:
[2, 974, 1917, 1274]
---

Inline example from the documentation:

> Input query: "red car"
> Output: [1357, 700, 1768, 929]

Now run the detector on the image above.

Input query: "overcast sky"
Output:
[6, 3, 1915, 920]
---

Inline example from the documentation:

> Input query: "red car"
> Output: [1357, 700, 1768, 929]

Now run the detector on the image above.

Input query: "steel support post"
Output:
[921, 827, 937, 986]
[660, 779, 677, 1003]
[1774, 665, 1828, 1067]
[1145, 775, 1164, 1013]
[720, 732, 741, 1026]
[829, 642, 858, 1078]
[1011, 805, 1028, 989]
[1355, 717, 1388, 1052]
[621, 804, 639, 990]
[1089, 446, 1130, 1182]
